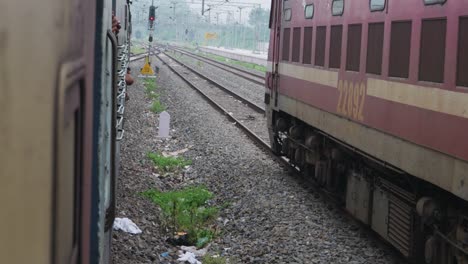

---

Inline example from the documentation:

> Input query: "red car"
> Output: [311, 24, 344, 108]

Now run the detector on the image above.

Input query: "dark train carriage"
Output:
[266, 0, 468, 263]
[0, 0, 131, 263]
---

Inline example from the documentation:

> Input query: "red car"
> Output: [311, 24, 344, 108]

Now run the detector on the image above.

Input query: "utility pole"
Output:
[208, 6, 211, 24]
[170, 2, 177, 42]
[253, 4, 261, 53]
[238, 6, 246, 49]
[202, 0, 205, 16]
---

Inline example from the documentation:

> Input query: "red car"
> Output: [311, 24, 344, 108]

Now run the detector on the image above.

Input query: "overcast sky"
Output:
[135, 0, 272, 24]
[187, 0, 272, 24]
[245, 0, 272, 9]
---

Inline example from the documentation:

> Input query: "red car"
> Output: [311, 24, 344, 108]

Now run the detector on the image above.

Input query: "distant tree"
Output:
[248, 7, 269, 27]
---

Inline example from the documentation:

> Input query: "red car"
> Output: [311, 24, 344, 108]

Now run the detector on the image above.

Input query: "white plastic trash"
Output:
[177, 252, 201, 264]
[180, 246, 207, 257]
[113, 217, 142, 234]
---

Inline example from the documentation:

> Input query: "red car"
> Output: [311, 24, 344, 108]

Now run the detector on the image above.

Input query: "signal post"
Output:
[140, 3, 157, 76]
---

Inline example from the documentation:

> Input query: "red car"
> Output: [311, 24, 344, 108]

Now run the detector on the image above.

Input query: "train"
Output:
[0, 0, 132, 263]
[265, 0, 468, 263]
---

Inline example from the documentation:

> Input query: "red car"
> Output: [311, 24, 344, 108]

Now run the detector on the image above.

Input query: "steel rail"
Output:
[162, 51, 265, 114]
[169, 46, 265, 78]
[154, 53, 408, 264]
[130, 53, 149, 62]
[168, 47, 265, 86]
[157, 53, 271, 151]
[172, 46, 265, 79]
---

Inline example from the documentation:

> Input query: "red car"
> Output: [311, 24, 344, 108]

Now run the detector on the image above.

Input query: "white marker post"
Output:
[158, 111, 170, 138]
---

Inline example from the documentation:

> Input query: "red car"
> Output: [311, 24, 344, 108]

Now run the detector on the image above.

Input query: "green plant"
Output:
[202, 254, 229, 264]
[131, 46, 146, 54]
[147, 152, 191, 172]
[142, 186, 219, 247]
[145, 79, 160, 100]
[150, 100, 165, 113]
[148, 92, 159, 100]
[144, 79, 157, 94]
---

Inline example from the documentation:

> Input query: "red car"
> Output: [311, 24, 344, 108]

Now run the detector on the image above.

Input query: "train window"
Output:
[284, 8, 292, 21]
[366, 23, 384, 75]
[282, 28, 291, 61]
[329, 25, 343, 69]
[346, 24, 362, 71]
[419, 19, 446, 83]
[315, 26, 327, 66]
[303, 27, 313, 64]
[389, 21, 412, 78]
[456, 17, 468, 87]
[424, 0, 446, 5]
[292, 28, 301, 62]
[370, 0, 386, 11]
[305, 4, 314, 19]
[332, 0, 344, 16]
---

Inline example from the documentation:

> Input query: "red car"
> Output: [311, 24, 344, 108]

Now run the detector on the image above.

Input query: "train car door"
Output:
[270, 0, 283, 108]
[53, 1, 96, 263]
[54, 63, 86, 264]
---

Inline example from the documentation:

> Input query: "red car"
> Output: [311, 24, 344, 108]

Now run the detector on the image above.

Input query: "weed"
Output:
[144, 79, 157, 94]
[131, 46, 146, 54]
[142, 186, 219, 247]
[148, 92, 159, 100]
[202, 254, 229, 264]
[219, 201, 232, 209]
[150, 100, 165, 113]
[147, 152, 191, 172]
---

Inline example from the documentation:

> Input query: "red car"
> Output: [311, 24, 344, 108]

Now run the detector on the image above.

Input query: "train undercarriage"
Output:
[268, 110, 468, 264]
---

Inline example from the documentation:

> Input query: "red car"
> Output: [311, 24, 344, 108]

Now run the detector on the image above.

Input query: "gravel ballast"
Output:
[168, 51, 265, 107]
[111, 56, 405, 264]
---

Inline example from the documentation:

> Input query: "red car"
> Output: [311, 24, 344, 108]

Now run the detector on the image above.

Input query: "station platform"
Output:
[198, 46, 268, 67]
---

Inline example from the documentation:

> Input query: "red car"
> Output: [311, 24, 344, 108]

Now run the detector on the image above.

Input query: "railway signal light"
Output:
[149, 6, 156, 22]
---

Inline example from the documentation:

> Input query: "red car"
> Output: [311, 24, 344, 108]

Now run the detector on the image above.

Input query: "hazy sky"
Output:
[245, 0, 272, 9]
[188, 0, 273, 24]
[135, 0, 272, 24]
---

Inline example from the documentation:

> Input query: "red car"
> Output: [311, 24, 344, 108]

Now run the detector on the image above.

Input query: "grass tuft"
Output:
[131, 46, 146, 54]
[202, 254, 229, 264]
[142, 186, 219, 248]
[150, 100, 165, 113]
[143, 79, 164, 112]
[144, 79, 157, 94]
[147, 152, 191, 172]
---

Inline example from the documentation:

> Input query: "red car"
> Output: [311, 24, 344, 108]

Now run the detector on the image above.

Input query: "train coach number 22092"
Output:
[336, 80, 366, 121]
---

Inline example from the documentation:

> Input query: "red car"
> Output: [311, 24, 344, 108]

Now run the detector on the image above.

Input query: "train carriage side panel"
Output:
[91, 0, 115, 262]
[0, 0, 97, 263]
[270, 0, 468, 201]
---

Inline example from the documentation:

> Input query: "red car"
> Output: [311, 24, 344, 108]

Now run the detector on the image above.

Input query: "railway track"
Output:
[130, 52, 150, 62]
[157, 52, 269, 148]
[167, 46, 265, 86]
[155, 51, 407, 263]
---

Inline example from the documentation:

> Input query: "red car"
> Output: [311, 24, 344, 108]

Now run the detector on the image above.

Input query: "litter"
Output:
[180, 246, 207, 257]
[177, 252, 201, 264]
[160, 252, 170, 258]
[113, 218, 142, 234]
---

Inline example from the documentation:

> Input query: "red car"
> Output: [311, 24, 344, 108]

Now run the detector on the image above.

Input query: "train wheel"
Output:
[271, 134, 282, 155]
